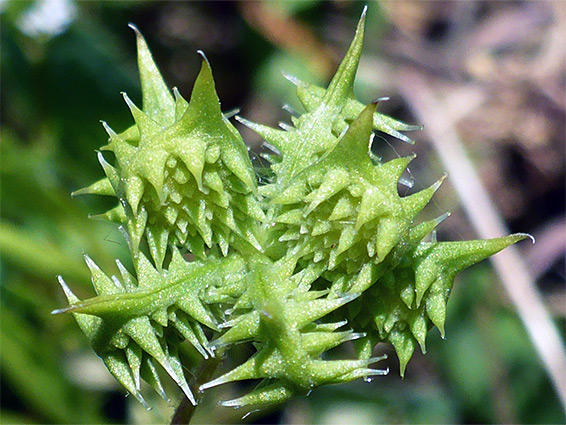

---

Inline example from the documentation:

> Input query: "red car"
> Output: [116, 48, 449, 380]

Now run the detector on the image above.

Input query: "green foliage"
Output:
[55, 10, 527, 412]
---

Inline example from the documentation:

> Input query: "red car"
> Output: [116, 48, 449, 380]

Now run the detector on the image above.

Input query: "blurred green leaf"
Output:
[0, 302, 104, 423]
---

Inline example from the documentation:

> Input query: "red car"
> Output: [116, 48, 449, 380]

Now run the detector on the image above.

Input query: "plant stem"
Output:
[171, 348, 225, 425]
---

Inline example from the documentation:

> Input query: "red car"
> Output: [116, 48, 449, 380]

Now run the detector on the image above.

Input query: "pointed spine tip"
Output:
[281, 72, 301, 86]
[57, 275, 72, 295]
[197, 50, 210, 66]
[181, 383, 197, 406]
[234, 116, 257, 133]
[97, 151, 110, 168]
[347, 332, 367, 342]
[128, 23, 140, 35]
[219, 398, 242, 408]
[436, 211, 451, 225]
[100, 120, 117, 137]
[282, 103, 298, 116]
[121, 93, 143, 120]
[199, 377, 224, 391]
[223, 107, 240, 119]
[372, 97, 390, 106]
[433, 173, 448, 190]
[131, 389, 151, 410]
[353, 5, 367, 37]
[51, 273, 75, 314]
[368, 354, 388, 364]
[518, 233, 536, 244]
[121, 92, 136, 110]
[83, 253, 97, 270]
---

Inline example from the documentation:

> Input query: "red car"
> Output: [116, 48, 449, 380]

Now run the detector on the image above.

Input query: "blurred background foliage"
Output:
[1, 1, 564, 424]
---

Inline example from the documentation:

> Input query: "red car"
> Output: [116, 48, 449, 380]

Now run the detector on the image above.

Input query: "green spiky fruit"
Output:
[55, 8, 529, 412]
[78, 28, 264, 267]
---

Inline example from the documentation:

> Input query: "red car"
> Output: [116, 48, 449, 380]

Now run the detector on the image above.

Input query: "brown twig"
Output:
[238, 1, 335, 79]
[397, 68, 566, 413]
[524, 217, 566, 280]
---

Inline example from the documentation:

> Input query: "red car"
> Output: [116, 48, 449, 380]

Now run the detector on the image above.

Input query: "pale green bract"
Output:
[55, 10, 528, 411]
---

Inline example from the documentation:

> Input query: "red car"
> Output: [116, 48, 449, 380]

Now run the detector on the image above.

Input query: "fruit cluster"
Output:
[56, 11, 526, 409]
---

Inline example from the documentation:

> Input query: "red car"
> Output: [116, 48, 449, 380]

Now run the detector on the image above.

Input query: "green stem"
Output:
[170, 348, 225, 425]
